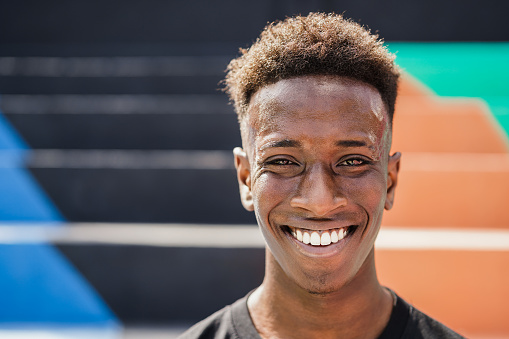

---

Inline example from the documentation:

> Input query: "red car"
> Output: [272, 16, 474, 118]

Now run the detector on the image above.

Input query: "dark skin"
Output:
[234, 75, 401, 339]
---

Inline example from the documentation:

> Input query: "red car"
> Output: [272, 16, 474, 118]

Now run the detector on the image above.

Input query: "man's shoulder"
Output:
[177, 295, 257, 339]
[177, 304, 234, 339]
[178, 291, 465, 339]
[398, 295, 465, 339]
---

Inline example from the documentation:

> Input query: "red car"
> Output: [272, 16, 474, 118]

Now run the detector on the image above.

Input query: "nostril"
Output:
[290, 165, 347, 215]
[290, 195, 347, 216]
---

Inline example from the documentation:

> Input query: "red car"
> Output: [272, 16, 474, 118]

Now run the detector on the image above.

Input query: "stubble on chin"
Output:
[300, 271, 341, 296]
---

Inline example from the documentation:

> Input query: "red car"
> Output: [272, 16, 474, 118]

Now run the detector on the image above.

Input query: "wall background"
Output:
[0, 0, 508, 338]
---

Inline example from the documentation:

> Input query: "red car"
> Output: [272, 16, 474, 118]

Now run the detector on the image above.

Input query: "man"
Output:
[179, 12, 464, 339]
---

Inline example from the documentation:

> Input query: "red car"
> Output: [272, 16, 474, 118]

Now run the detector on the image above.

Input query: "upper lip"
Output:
[277, 211, 363, 232]
[281, 221, 356, 232]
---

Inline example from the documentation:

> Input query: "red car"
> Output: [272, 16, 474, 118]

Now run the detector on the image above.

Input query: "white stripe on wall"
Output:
[0, 223, 508, 251]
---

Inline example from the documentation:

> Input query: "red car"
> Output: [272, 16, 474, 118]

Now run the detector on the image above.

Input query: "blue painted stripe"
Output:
[0, 168, 63, 222]
[0, 112, 28, 150]
[0, 104, 119, 328]
[0, 244, 117, 325]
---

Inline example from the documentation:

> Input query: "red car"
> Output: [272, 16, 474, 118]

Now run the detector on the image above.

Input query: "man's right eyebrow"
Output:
[261, 139, 301, 150]
[335, 140, 369, 148]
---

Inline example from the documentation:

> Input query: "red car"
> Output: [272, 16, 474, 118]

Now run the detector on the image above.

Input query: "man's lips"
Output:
[284, 225, 356, 246]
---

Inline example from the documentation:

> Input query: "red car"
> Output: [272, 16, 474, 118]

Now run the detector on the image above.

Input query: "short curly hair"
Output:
[224, 12, 400, 124]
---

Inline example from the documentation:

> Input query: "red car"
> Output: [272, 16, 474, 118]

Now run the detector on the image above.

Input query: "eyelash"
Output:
[338, 158, 370, 167]
[266, 157, 370, 167]
[267, 158, 296, 166]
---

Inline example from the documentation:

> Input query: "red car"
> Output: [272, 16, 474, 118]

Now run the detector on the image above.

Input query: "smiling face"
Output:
[234, 75, 400, 294]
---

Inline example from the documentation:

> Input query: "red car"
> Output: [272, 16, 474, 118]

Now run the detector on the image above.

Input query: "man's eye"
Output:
[339, 158, 367, 166]
[269, 159, 295, 166]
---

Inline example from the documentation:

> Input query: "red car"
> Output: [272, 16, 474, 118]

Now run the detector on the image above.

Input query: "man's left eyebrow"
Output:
[261, 139, 301, 150]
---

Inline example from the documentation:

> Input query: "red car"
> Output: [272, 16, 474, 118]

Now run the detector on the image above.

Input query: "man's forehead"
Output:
[243, 75, 390, 137]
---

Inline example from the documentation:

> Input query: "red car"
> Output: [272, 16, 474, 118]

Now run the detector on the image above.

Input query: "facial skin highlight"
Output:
[234, 75, 400, 296]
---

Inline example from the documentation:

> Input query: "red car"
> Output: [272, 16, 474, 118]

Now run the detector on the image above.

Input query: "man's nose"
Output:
[290, 165, 347, 217]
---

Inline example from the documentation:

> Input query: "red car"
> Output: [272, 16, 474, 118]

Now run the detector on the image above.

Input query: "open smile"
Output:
[285, 226, 356, 246]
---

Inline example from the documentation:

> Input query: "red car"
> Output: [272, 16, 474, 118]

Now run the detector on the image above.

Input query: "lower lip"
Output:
[284, 227, 355, 258]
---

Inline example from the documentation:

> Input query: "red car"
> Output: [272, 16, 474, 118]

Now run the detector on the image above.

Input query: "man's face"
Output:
[234, 75, 400, 294]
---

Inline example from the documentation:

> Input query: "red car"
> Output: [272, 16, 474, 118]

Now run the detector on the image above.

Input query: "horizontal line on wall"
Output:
[0, 327, 120, 339]
[0, 223, 508, 251]
[16, 150, 236, 170]
[0, 94, 231, 114]
[376, 227, 509, 251]
[2, 150, 508, 172]
[0, 56, 229, 77]
[399, 152, 509, 172]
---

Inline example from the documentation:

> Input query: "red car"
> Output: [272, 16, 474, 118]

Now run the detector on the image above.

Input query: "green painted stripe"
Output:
[388, 42, 509, 136]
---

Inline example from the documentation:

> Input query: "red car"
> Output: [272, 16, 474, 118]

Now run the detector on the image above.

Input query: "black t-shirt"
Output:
[178, 291, 465, 339]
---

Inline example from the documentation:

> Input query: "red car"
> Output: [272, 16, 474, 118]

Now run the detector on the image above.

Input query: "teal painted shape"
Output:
[0, 106, 119, 327]
[388, 42, 509, 136]
[484, 96, 509, 129]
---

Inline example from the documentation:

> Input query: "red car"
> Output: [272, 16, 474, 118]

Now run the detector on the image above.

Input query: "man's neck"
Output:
[247, 251, 393, 339]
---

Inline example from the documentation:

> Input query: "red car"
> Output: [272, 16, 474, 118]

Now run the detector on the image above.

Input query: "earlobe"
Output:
[233, 147, 254, 212]
[385, 152, 401, 210]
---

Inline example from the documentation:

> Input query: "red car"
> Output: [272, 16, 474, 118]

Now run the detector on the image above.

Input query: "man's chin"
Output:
[298, 272, 348, 296]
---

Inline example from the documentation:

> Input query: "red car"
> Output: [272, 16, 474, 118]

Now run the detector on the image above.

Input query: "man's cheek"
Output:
[347, 176, 385, 207]
[252, 176, 272, 212]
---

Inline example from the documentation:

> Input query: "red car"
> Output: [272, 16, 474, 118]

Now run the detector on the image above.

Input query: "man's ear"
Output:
[233, 147, 254, 212]
[385, 152, 401, 210]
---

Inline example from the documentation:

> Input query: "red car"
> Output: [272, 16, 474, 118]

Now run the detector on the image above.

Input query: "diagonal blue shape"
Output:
[0, 113, 28, 150]
[0, 244, 117, 326]
[0, 168, 63, 222]
[0, 103, 63, 221]
[0, 104, 119, 329]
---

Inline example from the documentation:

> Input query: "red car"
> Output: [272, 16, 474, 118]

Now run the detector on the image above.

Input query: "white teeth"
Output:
[338, 228, 345, 241]
[320, 232, 331, 246]
[302, 231, 310, 244]
[310, 232, 321, 245]
[296, 229, 303, 241]
[290, 227, 350, 246]
[330, 230, 339, 243]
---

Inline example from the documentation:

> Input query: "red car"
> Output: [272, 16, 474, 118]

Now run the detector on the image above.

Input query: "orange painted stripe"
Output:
[382, 168, 509, 228]
[398, 152, 509, 172]
[393, 97, 508, 153]
[376, 250, 509, 338]
[384, 76, 509, 338]
[393, 76, 508, 153]
[385, 76, 509, 229]
[396, 75, 434, 96]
